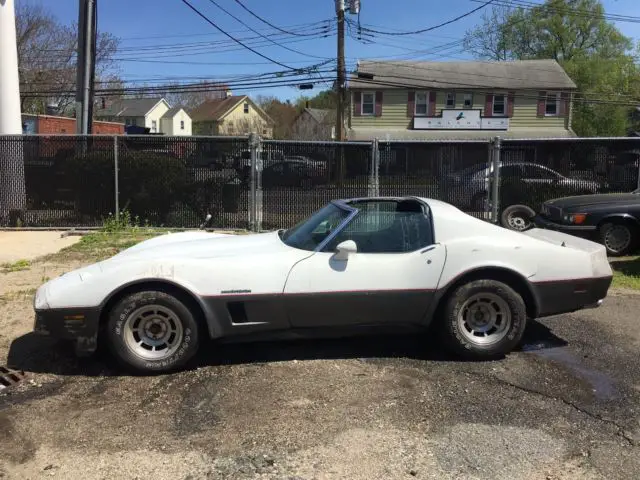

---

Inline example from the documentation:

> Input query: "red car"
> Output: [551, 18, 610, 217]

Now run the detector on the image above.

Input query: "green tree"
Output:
[255, 96, 299, 139]
[294, 89, 338, 111]
[463, 0, 639, 136]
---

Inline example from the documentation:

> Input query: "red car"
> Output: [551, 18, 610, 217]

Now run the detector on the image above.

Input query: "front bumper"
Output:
[533, 214, 597, 233]
[533, 275, 612, 318]
[34, 307, 101, 353]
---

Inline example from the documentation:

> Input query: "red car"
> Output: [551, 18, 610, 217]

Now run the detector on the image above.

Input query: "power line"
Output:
[351, 75, 640, 107]
[355, 0, 496, 36]
[474, 0, 640, 23]
[118, 19, 333, 41]
[204, 0, 333, 61]
[232, 0, 326, 37]
[179, 0, 294, 69]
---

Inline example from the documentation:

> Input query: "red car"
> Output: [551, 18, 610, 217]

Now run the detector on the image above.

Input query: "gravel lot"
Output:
[0, 245, 639, 479]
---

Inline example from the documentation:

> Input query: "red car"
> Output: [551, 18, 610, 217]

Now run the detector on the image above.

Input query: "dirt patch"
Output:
[0, 232, 80, 264]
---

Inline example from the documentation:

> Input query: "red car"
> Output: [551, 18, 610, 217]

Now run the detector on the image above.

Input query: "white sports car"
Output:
[33, 196, 613, 373]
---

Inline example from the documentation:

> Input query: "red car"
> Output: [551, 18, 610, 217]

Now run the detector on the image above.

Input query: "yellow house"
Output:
[347, 59, 577, 140]
[191, 95, 274, 138]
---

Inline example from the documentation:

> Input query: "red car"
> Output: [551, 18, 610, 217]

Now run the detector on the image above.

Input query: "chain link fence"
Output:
[0, 134, 638, 230]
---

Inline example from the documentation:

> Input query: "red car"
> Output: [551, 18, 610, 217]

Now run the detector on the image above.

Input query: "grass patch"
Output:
[0, 259, 31, 273]
[610, 256, 640, 290]
[0, 288, 37, 305]
[53, 229, 162, 262]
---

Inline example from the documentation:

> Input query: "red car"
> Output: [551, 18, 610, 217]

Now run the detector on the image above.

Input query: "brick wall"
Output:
[25, 114, 125, 134]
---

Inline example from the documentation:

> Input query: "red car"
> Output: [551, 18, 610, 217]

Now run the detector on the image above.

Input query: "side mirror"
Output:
[334, 240, 357, 261]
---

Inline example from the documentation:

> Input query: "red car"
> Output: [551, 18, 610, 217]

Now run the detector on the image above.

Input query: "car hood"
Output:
[106, 230, 286, 264]
[545, 192, 640, 209]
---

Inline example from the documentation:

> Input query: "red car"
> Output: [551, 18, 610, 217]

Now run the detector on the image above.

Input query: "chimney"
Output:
[225, 90, 232, 98]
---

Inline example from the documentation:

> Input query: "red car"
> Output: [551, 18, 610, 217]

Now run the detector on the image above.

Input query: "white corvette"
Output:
[33, 196, 613, 373]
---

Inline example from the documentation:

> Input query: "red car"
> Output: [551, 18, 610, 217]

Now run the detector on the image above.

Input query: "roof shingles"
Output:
[349, 59, 577, 90]
[96, 97, 165, 118]
[190, 96, 247, 122]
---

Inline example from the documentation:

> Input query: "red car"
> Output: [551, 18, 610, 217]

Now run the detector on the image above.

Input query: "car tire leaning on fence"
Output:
[439, 279, 527, 359]
[500, 204, 536, 232]
[106, 290, 201, 374]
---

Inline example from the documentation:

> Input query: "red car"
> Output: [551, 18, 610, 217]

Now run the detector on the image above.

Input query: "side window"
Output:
[522, 164, 557, 179]
[325, 201, 432, 253]
[270, 163, 285, 174]
[500, 164, 522, 177]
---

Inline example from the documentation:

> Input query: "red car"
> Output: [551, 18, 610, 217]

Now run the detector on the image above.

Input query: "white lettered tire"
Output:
[440, 279, 527, 359]
[106, 290, 200, 373]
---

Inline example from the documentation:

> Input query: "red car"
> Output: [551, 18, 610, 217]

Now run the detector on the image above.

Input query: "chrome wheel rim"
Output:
[457, 293, 512, 346]
[604, 225, 631, 254]
[123, 305, 184, 360]
[507, 211, 531, 231]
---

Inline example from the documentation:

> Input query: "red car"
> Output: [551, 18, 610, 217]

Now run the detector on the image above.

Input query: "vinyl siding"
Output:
[219, 101, 272, 136]
[144, 101, 170, 133]
[350, 89, 571, 131]
[351, 90, 412, 128]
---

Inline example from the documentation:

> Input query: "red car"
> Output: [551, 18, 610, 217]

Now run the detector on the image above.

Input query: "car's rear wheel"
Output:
[599, 221, 636, 256]
[106, 290, 200, 374]
[439, 279, 527, 359]
[500, 204, 535, 231]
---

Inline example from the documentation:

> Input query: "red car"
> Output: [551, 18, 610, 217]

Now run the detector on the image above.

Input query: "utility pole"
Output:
[335, 0, 346, 142]
[76, 0, 97, 134]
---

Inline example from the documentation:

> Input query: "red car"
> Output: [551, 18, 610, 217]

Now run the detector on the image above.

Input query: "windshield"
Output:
[280, 202, 352, 251]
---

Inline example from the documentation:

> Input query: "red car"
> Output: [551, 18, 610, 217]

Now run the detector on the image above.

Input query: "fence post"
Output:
[255, 135, 263, 232]
[113, 135, 119, 221]
[490, 136, 501, 223]
[369, 139, 379, 197]
[248, 133, 263, 232]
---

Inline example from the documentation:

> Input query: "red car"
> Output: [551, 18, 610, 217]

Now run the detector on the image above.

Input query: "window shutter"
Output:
[560, 92, 569, 116]
[407, 90, 415, 117]
[484, 94, 493, 117]
[507, 91, 515, 117]
[428, 91, 436, 116]
[375, 91, 383, 116]
[537, 91, 546, 117]
[354, 91, 361, 117]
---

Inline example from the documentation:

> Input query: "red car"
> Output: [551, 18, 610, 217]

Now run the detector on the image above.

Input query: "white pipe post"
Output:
[0, 0, 26, 223]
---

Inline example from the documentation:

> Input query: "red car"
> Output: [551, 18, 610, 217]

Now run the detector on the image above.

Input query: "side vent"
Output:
[227, 301, 249, 324]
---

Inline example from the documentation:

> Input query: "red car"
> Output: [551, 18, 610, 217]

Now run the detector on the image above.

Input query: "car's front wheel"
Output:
[106, 290, 200, 374]
[439, 279, 527, 359]
[599, 221, 636, 256]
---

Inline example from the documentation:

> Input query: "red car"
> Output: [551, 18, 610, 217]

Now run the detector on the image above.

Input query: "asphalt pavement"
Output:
[1, 292, 639, 479]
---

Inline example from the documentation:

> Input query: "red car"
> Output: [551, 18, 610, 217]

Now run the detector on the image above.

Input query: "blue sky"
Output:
[21, 0, 640, 102]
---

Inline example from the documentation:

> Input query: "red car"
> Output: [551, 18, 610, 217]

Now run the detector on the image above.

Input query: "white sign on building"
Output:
[413, 110, 509, 130]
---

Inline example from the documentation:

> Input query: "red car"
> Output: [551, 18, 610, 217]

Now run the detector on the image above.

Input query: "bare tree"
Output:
[160, 81, 229, 110]
[16, 3, 120, 115]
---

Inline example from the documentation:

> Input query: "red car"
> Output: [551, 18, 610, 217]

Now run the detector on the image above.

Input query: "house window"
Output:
[361, 92, 375, 115]
[463, 93, 473, 108]
[180, 120, 185, 130]
[151, 120, 157, 132]
[545, 93, 560, 116]
[445, 92, 456, 108]
[415, 92, 428, 115]
[243, 103, 249, 114]
[493, 94, 506, 116]
[125, 119, 131, 126]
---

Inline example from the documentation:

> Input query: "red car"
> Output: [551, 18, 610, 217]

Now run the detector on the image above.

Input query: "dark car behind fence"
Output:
[0, 134, 638, 230]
